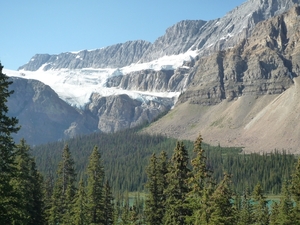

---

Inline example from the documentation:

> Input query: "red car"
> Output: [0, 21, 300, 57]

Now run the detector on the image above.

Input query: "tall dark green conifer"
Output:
[252, 183, 269, 225]
[0, 63, 21, 223]
[208, 173, 236, 225]
[237, 188, 253, 225]
[163, 142, 191, 225]
[186, 134, 212, 224]
[291, 157, 300, 224]
[86, 146, 105, 224]
[145, 153, 163, 225]
[121, 192, 130, 225]
[11, 139, 45, 225]
[48, 144, 76, 225]
[72, 178, 88, 225]
[103, 180, 114, 225]
[269, 202, 280, 225]
[277, 181, 298, 225]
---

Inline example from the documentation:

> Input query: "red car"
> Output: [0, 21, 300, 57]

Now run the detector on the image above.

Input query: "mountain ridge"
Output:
[5, 0, 300, 152]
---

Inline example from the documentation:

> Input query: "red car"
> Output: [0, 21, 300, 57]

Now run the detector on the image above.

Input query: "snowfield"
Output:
[4, 50, 198, 109]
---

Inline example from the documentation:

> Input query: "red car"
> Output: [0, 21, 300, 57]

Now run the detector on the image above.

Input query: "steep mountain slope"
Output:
[144, 5, 300, 153]
[5, 76, 174, 145]
[4, 0, 300, 151]
[19, 40, 152, 70]
[7, 77, 97, 144]
[139, 0, 300, 62]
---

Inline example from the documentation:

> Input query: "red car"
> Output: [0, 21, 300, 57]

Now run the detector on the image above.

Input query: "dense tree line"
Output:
[0, 64, 44, 224]
[144, 135, 300, 225]
[32, 130, 296, 195]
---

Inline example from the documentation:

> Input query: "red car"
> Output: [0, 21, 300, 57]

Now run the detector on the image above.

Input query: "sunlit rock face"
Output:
[6, 0, 300, 147]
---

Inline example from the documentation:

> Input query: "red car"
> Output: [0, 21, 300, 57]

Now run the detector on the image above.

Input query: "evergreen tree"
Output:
[269, 201, 279, 225]
[145, 152, 167, 225]
[129, 205, 139, 225]
[72, 178, 88, 225]
[121, 192, 130, 225]
[157, 151, 168, 217]
[237, 188, 253, 225]
[208, 173, 236, 225]
[186, 134, 212, 224]
[48, 144, 77, 225]
[163, 141, 191, 225]
[103, 180, 114, 225]
[291, 157, 300, 224]
[86, 146, 105, 224]
[43, 171, 54, 223]
[252, 183, 269, 225]
[276, 181, 297, 225]
[291, 157, 300, 201]
[11, 138, 45, 225]
[0, 63, 21, 223]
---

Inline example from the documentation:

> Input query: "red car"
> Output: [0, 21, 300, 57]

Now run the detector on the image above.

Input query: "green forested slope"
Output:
[31, 128, 296, 195]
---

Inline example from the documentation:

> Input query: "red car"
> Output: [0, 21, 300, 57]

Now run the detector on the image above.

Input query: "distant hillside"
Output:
[31, 128, 295, 194]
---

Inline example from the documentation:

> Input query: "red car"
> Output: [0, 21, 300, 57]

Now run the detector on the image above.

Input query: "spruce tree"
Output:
[48, 144, 77, 225]
[208, 173, 236, 225]
[72, 178, 88, 225]
[163, 141, 191, 225]
[86, 146, 105, 224]
[121, 192, 130, 225]
[252, 183, 269, 225]
[43, 171, 54, 223]
[291, 157, 300, 224]
[291, 157, 300, 201]
[186, 134, 212, 224]
[0, 63, 20, 223]
[276, 181, 297, 225]
[269, 201, 279, 225]
[145, 153, 164, 225]
[103, 180, 114, 225]
[10, 139, 45, 224]
[237, 188, 253, 225]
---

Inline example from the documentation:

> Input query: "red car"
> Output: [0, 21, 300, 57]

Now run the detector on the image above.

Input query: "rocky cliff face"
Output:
[140, 0, 300, 62]
[178, 5, 300, 105]
[106, 67, 192, 92]
[19, 40, 152, 71]
[7, 77, 98, 145]
[144, 5, 300, 153]
[86, 93, 174, 133]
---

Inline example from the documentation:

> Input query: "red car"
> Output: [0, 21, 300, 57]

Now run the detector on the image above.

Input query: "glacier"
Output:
[4, 50, 198, 109]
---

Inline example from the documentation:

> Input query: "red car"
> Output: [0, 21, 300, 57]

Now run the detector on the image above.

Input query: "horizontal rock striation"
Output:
[106, 67, 192, 92]
[178, 5, 300, 105]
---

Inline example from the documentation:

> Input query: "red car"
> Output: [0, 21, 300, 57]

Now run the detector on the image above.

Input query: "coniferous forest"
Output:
[1, 62, 300, 224]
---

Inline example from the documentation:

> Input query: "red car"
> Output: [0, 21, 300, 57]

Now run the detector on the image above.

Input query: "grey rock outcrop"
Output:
[141, 0, 300, 62]
[106, 67, 192, 92]
[7, 77, 98, 145]
[139, 20, 207, 62]
[86, 93, 174, 133]
[19, 40, 152, 71]
[178, 5, 300, 105]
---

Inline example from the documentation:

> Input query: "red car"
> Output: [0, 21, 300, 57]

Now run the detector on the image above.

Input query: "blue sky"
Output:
[2, 0, 246, 70]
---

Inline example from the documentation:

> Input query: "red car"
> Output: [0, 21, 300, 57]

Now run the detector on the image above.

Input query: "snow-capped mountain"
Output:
[4, 0, 300, 152]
